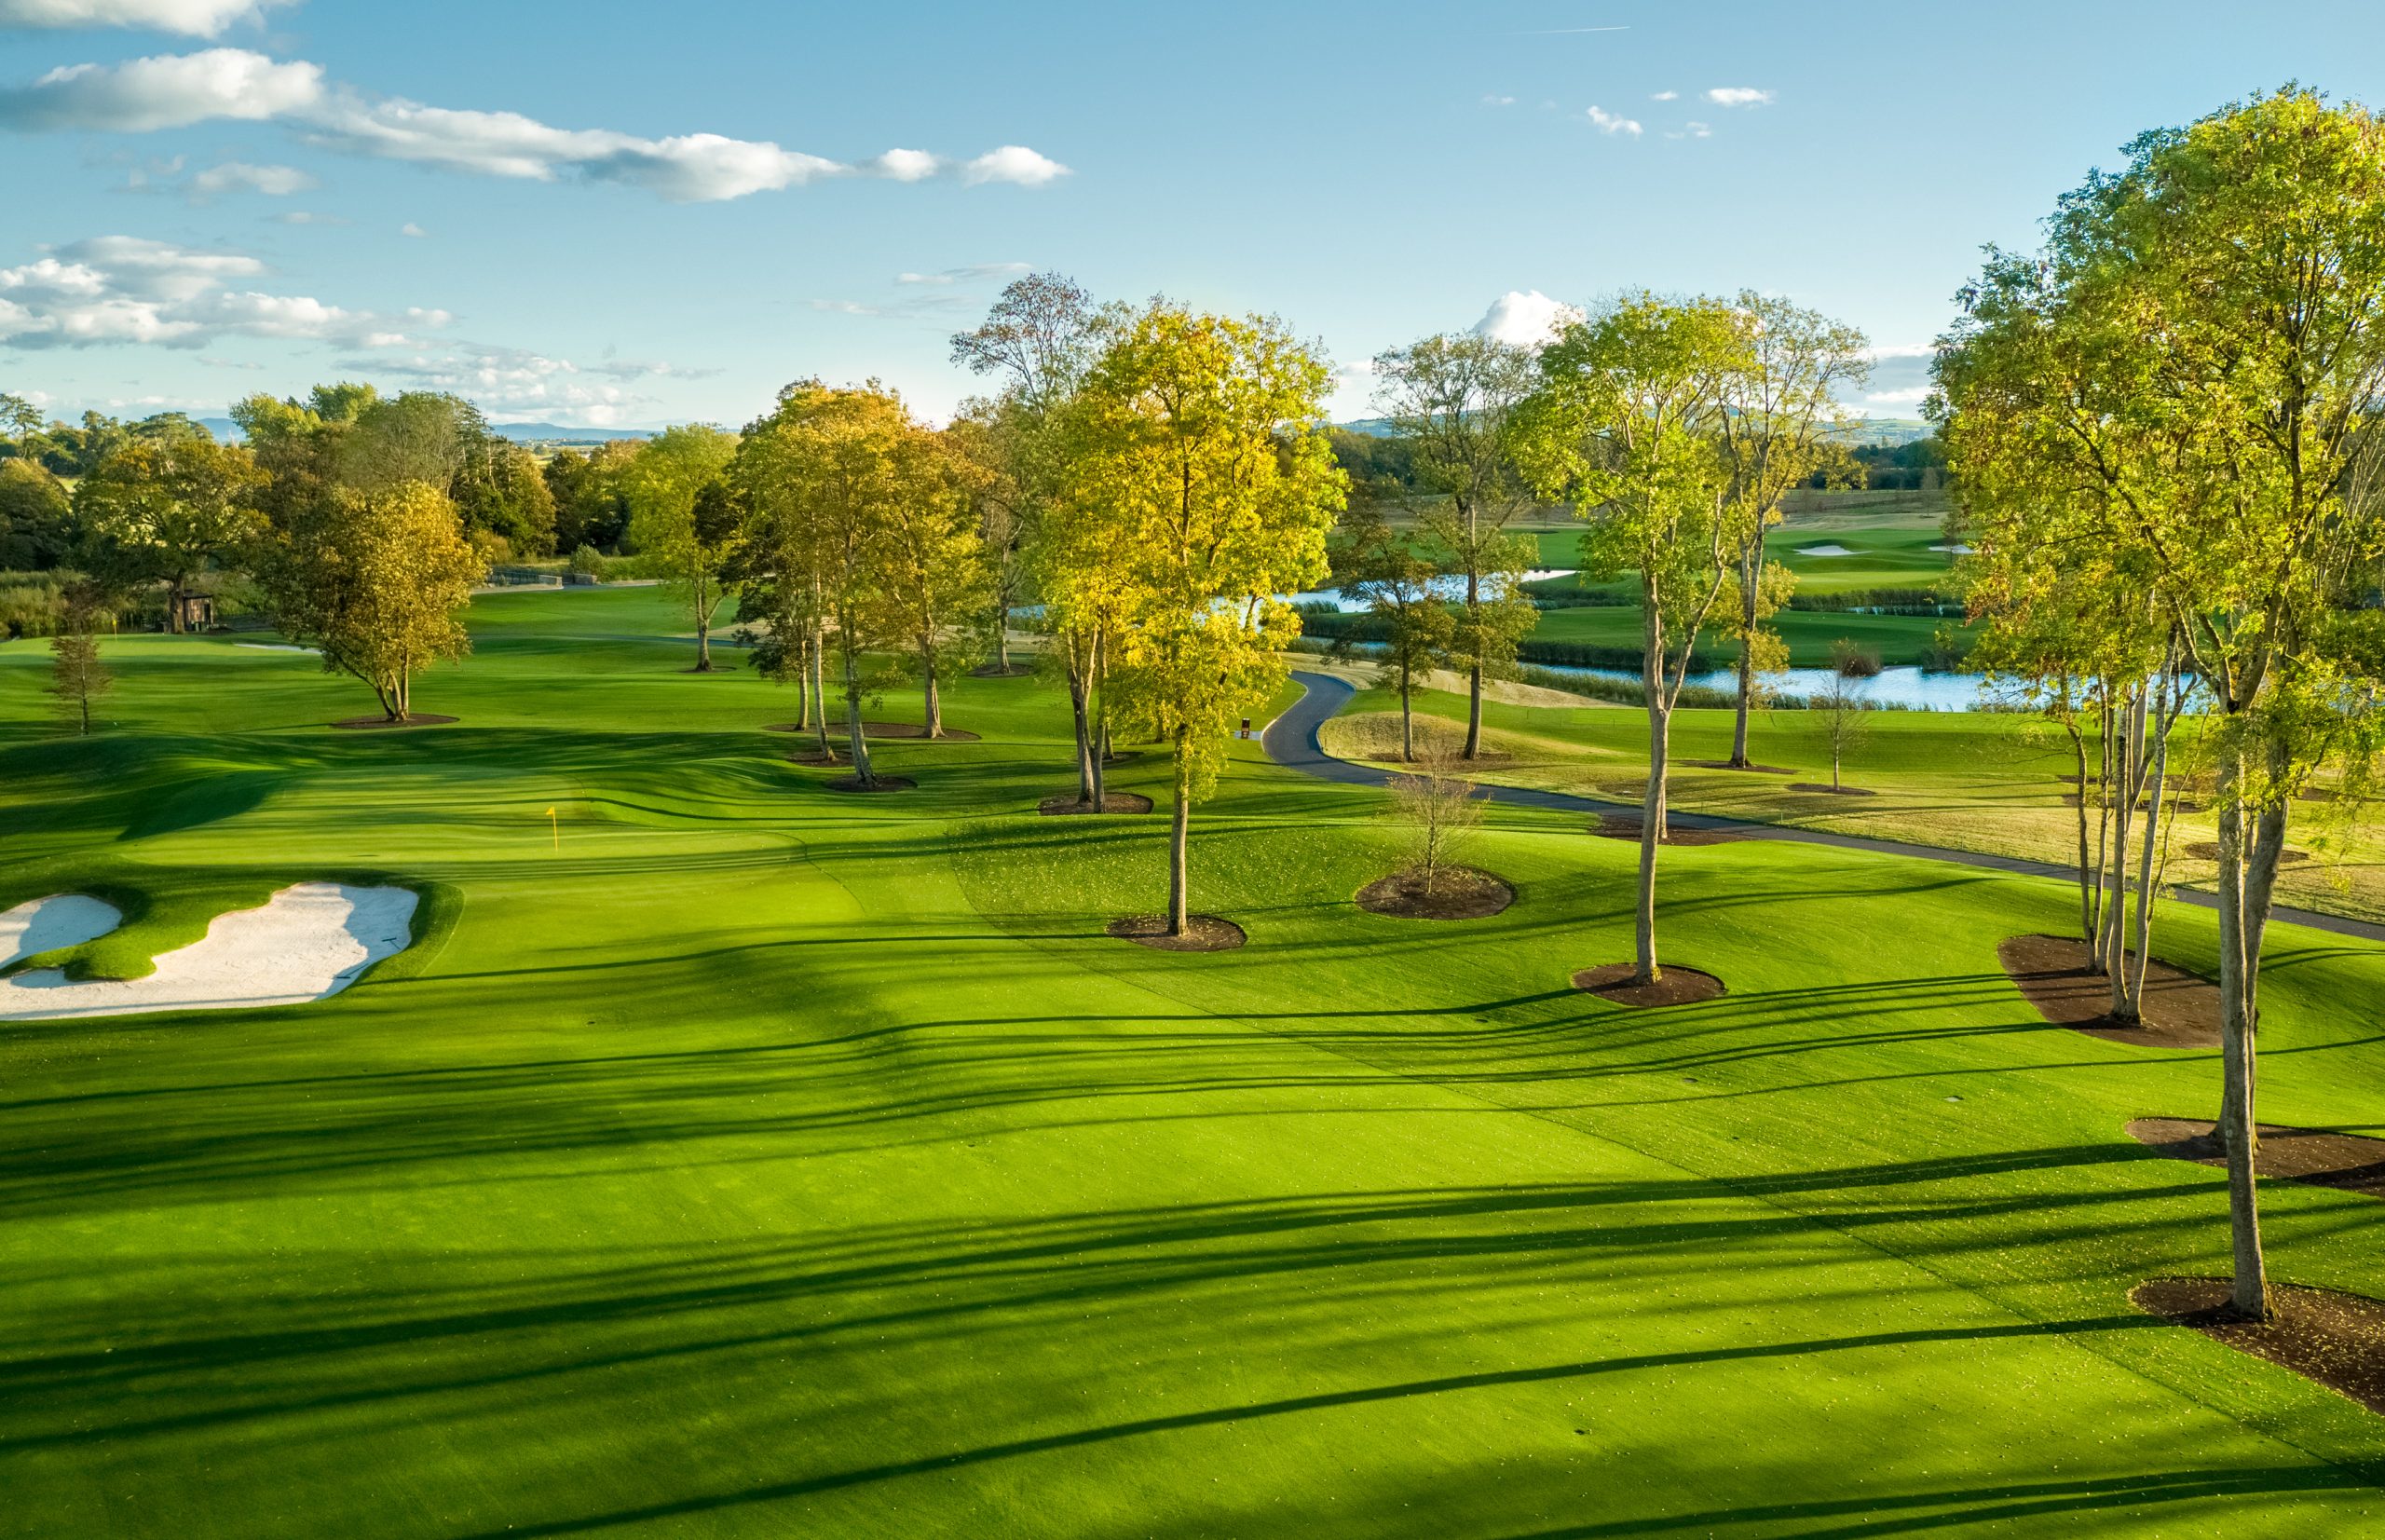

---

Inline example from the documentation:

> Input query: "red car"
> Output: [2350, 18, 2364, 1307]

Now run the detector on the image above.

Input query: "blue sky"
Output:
[5, 0, 2383, 429]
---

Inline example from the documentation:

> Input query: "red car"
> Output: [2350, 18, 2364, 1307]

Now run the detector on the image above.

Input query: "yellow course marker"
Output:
[547, 806, 559, 853]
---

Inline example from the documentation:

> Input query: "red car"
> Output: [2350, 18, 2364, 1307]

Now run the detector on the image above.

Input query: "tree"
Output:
[945, 402, 1031, 674]
[1329, 496, 1453, 760]
[1939, 87, 2385, 1320]
[734, 383, 927, 785]
[72, 437, 266, 631]
[1712, 293, 1870, 767]
[952, 272, 1123, 800]
[1, 391, 43, 455]
[877, 434, 987, 736]
[1389, 745, 1484, 896]
[1514, 293, 1759, 986]
[1372, 332, 1540, 758]
[0, 458, 74, 569]
[1080, 303, 1346, 935]
[457, 439, 557, 556]
[48, 586, 112, 735]
[1814, 640, 1876, 792]
[260, 481, 485, 722]
[545, 442, 639, 552]
[622, 425, 742, 672]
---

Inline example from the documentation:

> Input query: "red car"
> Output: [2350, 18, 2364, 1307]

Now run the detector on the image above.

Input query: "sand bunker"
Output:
[237, 643, 320, 654]
[0, 883, 416, 1021]
[0, 894, 125, 970]
[1797, 544, 1856, 557]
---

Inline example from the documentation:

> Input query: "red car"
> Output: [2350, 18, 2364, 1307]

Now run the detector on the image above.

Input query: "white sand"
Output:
[1796, 544, 1857, 557]
[237, 642, 320, 653]
[0, 895, 124, 971]
[1930, 542, 1974, 554]
[0, 883, 417, 1021]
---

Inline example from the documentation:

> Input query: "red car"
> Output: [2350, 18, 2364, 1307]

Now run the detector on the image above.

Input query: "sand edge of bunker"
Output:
[1998, 934, 2221, 1048]
[1589, 813, 1750, 848]
[2128, 1117, 2385, 1198]
[1039, 792, 1154, 816]
[2132, 1278, 2385, 1415]
[1108, 914, 1246, 952]
[0, 881, 417, 1021]
[1574, 962, 1726, 1008]
[1356, 866, 1515, 920]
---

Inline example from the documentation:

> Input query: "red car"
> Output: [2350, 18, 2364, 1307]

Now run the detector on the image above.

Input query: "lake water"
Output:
[1289, 571, 1575, 612]
[1535, 661, 1990, 712]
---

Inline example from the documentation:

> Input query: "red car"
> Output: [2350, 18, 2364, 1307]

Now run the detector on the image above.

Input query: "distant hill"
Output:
[193, 416, 651, 445]
[1339, 415, 1934, 447]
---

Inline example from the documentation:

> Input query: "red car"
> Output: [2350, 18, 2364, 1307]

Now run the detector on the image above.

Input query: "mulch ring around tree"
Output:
[1573, 962, 1727, 1009]
[1107, 914, 1247, 952]
[1788, 782, 1878, 797]
[970, 662, 1035, 678]
[824, 774, 917, 794]
[1038, 793, 1155, 816]
[1997, 934, 2221, 1049]
[332, 714, 458, 729]
[2132, 1278, 2385, 1415]
[1685, 759, 1794, 775]
[1356, 866, 1515, 920]
[2183, 841, 2311, 866]
[2128, 1118, 2385, 1199]
[764, 722, 981, 743]
[1588, 812, 1750, 847]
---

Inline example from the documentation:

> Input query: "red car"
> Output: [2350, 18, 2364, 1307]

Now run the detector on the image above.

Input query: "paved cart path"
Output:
[1263, 669, 2385, 947]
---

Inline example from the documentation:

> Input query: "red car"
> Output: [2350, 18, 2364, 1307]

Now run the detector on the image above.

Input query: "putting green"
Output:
[2, 586, 2379, 1535]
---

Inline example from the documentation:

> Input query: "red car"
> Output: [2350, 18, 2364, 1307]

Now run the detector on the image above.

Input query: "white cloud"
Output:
[894, 262, 1029, 286]
[1585, 104, 1641, 137]
[0, 233, 440, 349]
[1, 48, 1069, 202]
[1651, 90, 1678, 102]
[1482, 93, 1516, 107]
[1474, 290, 1584, 349]
[191, 157, 311, 196]
[399, 221, 425, 237]
[0, 47, 320, 130]
[267, 208, 343, 225]
[961, 144, 1068, 186]
[1704, 87, 1775, 108]
[350, 343, 678, 427]
[868, 148, 939, 183]
[1684, 120, 1711, 139]
[0, 0, 294, 34]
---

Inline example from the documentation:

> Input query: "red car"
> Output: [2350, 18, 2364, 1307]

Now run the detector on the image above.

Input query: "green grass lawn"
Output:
[3, 587, 2381, 1535]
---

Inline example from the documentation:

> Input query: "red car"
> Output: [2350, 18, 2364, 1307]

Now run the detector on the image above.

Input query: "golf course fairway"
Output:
[3, 585, 2381, 1536]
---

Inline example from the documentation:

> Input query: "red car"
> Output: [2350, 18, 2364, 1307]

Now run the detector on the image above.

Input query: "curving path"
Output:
[1264, 670, 2385, 946]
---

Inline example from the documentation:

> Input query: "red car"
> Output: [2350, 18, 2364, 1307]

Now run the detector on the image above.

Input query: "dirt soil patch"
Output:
[1589, 812, 1750, 847]
[2182, 841, 2311, 866]
[1356, 866, 1515, 920]
[1108, 914, 1246, 952]
[1039, 793, 1155, 816]
[1997, 934, 2221, 1049]
[970, 662, 1035, 678]
[2128, 1118, 2385, 1199]
[1685, 759, 1794, 775]
[766, 722, 980, 743]
[332, 714, 457, 729]
[2132, 1278, 2385, 1415]
[1573, 962, 1727, 1008]
[1789, 782, 1877, 797]
[825, 774, 917, 794]
[788, 747, 844, 767]
[2062, 792, 2203, 812]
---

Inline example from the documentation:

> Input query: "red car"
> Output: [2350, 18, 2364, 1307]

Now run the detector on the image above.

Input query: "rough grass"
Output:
[1, 586, 2381, 1535]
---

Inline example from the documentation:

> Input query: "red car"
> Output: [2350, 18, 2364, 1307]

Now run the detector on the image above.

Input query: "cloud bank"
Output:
[0, 48, 1070, 201]
[0, 234, 442, 348]
[0, 0, 293, 34]
[1475, 291, 1583, 349]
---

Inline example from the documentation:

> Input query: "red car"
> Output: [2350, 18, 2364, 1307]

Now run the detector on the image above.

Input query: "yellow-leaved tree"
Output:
[622, 424, 742, 673]
[261, 480, 484, 722]
[1074, 303, 1346, 939]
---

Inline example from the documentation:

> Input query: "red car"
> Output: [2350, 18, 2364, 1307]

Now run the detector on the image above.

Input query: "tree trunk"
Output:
[2069, 724, 2096, 947]
[921, 632, 942, 738]
[2214, 751, 2267, 1320]
[1399, 666, 1415, 762]
[993, 589, 1012, 673]
[1167, 729, 1192, 936]
[1729, 541, 1759, 767]
[694, 602, 713, 672]
[843, 641, 873, 786]
[2128, 684, 2173, 1015]
[793, 634, 811, 730]
[2106, 685, 2142, 1016]
[1635, 591, 1666, 985]
[1067, 649, 1095, 803]
[811, 623, 832, 760]
[1090, 639, 1110, 810]
[1463, 558, 1484, 760]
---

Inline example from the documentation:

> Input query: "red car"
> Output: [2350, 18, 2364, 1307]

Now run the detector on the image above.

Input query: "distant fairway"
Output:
[3, 586, 2381, 1535]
